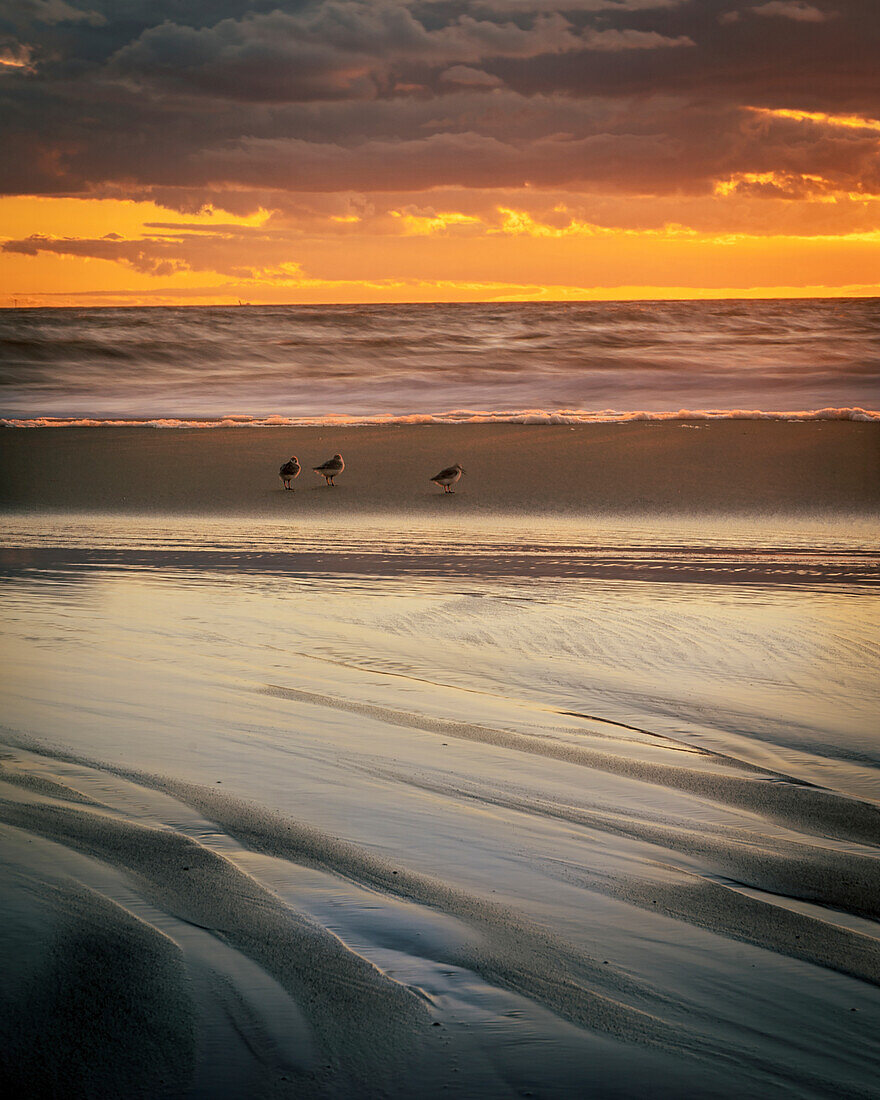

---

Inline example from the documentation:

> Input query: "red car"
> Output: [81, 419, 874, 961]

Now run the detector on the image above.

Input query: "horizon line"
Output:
[3, 291, 880, 311]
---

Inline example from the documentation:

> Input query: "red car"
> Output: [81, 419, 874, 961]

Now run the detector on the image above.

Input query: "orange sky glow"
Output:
[2, 2, 878, 306]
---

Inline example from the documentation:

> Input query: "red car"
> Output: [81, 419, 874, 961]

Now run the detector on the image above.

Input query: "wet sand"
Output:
[1, 421, 879, 1098]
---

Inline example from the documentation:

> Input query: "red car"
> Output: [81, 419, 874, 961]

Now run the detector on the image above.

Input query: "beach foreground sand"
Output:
[2, 420, 878, 514]
[1, 420, 879, 1098]
[1, 553, 879, 1098]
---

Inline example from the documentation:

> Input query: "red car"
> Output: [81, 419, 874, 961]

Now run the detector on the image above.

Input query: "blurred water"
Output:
[1, 298, 878, 419]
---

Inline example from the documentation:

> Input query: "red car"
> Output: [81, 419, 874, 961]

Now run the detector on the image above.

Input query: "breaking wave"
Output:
[3, 407, 878, 428]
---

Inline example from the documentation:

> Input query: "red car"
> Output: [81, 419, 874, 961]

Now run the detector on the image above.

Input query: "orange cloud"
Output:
[3, 192, 879, 307]
[0, 43, 35, 71]
[389, 208, 482, 235]
[746, 106, 880, 134]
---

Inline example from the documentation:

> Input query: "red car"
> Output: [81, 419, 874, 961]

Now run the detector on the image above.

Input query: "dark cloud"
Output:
[4, 232, 198, 275]
[10, 1, 106, 27]
[106, 5, 692, 104]
[0, 0, 877, 212]
[2, 227, 298, 277]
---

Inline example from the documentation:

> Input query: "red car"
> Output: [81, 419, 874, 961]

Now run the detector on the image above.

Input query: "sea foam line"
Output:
[1, 407, 878, 428]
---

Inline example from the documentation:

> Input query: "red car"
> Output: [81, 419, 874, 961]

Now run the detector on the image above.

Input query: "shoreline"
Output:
[4, 545, 878, 587]
[2, 420, 878, 516]
[2, 406, 878, 428]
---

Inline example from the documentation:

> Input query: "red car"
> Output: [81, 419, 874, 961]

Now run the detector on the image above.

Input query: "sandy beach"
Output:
[2, 420, 878, 515]
[1, 420, 879, 1096]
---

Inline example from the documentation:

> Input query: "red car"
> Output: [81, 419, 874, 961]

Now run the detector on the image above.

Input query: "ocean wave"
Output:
[2, 407, 878, 428]
[3, 300, 877, 422]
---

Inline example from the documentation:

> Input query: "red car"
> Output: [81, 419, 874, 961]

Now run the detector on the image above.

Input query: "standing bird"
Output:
[430, 462, 464, 493]
[313, 453, 344, 486]
[279, 456, 300, 490]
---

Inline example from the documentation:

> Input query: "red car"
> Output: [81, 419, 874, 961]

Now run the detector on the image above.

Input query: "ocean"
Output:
[1, 300, 879, 1098]
[1, 297, 878, 423]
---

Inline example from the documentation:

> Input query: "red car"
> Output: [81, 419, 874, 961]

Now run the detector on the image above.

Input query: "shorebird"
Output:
[279, 456, 300, 490]
[313, 453, 344, 485]
[430, 463, 464, 493]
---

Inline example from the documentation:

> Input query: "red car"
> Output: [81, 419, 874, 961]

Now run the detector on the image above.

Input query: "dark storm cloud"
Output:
[197, 128, 681, 191]
[489, 1, 876, 110]
[106, 6, 600, 102]
[0, 0, 877, 203]
[106, 3, 698, 106]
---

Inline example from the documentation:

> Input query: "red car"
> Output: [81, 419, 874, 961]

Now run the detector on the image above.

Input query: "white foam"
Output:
[2, 407, 878, 428]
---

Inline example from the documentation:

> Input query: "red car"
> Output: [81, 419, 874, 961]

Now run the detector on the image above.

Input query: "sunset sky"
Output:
[1, 0, 879, 305]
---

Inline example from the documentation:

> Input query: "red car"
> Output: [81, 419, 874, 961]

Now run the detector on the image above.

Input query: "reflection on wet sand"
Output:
[1, 508, 878, 1097]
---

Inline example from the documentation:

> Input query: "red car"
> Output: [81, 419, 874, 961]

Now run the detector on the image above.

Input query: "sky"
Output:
[1, 0, 879, 305]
